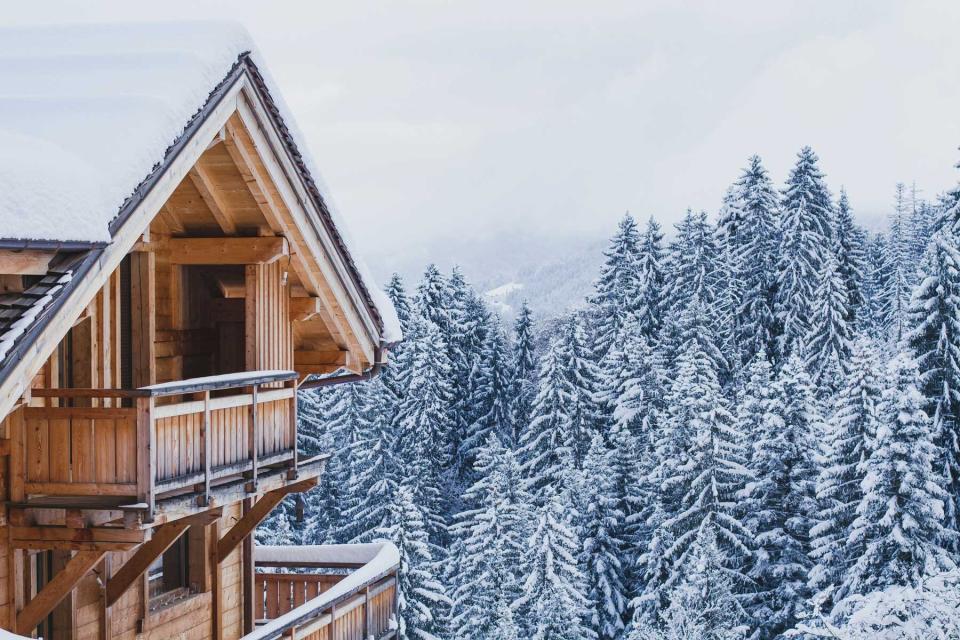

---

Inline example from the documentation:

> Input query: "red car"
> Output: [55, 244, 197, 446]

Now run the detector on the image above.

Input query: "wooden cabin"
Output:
[0, 23, 402, 640]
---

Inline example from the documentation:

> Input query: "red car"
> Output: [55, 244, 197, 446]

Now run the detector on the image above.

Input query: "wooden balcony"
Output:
[244, 543, 400, 640]
[9, 370, 322, 528]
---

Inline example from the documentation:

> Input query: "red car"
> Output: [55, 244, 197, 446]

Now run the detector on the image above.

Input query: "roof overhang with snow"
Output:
[0, 23, 401, 416]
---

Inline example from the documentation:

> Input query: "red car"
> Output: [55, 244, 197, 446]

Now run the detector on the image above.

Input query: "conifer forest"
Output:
[259, 147, 960, 639]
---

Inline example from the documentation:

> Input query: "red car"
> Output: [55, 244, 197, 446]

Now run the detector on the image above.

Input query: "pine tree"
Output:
[557, 314, 605, 462]
[509, 301, 538, 447]
[733, 155, 780, 367]
[377, 485, 450, 640]
[641, 315, 752, 611]
[519, 337, 577, 499]
[804, 252, 853, 391]
[834, 189, 867, 327]
[449, 436, 530, 639]
[740, 354, 820, 638]
[386, 272, 415, 335]
[775, 146, 834, 358]
[635, 218, 667, 343]
[841, 354, 954, 597]
[882, 184, 915, 345]
[808, 339, 883, 599]
[460, 319, 512, 477]
[580, 434, 630, 639]
[396, 317, 454, 542]
[907, 227, 960, 537]
[590, 213, 642, 359]
[515, 489, 594, 640]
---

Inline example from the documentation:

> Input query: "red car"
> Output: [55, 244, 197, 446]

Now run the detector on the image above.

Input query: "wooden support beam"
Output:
[290, 296, 323, 321]
[168, 237, 288, 265]
[294, 349, 348, 367]
[105, 509, 222, 607]
[16, 550, 105, 635]
[10, 526, 144, 551]
[217, 477, 318, 560]
[223, 119, 284, 229]
[189, 160, 238, 235]
[159, 203, 185, 235]
[0, 250, 55, 275]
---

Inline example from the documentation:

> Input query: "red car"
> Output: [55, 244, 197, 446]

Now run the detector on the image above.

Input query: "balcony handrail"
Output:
[243, 542, 401, 640]
[31, 369, 299, 399]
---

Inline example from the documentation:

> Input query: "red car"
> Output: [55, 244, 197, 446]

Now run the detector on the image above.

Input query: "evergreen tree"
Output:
[515, 490, 594, 640]
[580, 434, 630, 639]
[460, 319, 512, 478]
[557, 314, 605, 462]
[590, 213, 642, 359]
[733, 155, 781, 367]
[834, 189, 867, 327]
[519, 337, 577, 499]
[449, 436, 530, 639]
[509, 301, 538, 446]
[907, 228, 960, 537]
[804, 252, 853, 391]
[841, 354, 955, 597]
[808, 339, 883, 599]
[377, 486, 450, 640]
[740, 354, 820, 638]
[775, 146, 834, 358]
[635, 218, 668, 343]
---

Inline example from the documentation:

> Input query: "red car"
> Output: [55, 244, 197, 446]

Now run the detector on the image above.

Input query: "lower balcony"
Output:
[244, 542, 400, 640]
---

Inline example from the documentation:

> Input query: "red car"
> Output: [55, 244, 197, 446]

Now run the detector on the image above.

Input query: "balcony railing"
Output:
[244, 543, 400, 640]
[12, 370, 300, 520]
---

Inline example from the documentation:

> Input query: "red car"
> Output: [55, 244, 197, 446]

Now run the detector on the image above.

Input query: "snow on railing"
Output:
[242, 542, 400, 640]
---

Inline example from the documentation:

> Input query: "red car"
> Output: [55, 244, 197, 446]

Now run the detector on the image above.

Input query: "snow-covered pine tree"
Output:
[860, 232, 892, 339]
[557, 314, 605, 463]
[804, 252, 853, 392]
[449, 435, 531, 639]
[716, 185, 748, 370]
[732, 155, 780, 368]
[590, 213, 642, 360]
[834, 188, 867, 328]
[460, 318, 512, 479]
[386, 272, 415, 335]
[377, 485, 450, 640]
[339, 377, 402, 542]
[635, 217, 667, 343]
[740, 353, 820, 638]
[808, 339, 883, 600]
[775, 146, 834, 359]
[395, 316, 454, 543]
[907, 227, 960, 542]
[579, 434, 630, 639]
[518, 336, 577, 500]
[840, 354, 955, 599]
[514, 488, 595, 640]
[509, 301, 537, 447]
[603, 311, 665, 445]
[641, 302, 752, 611]
[881, 184, 915, 345]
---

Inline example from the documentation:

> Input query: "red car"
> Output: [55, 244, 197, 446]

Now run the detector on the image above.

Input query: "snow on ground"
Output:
[484, 281, 524, 315]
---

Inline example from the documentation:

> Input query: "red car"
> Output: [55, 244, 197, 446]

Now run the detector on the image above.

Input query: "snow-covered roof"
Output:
[0, 21, 400, 343]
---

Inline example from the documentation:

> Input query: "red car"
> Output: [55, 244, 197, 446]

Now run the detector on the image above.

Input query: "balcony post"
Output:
[136, 396, 155, 522]
[364, 585, 371, 639]
[201, 390, 211, 506]
[247, 384, 259, 492]
[288, 378, 298, 476]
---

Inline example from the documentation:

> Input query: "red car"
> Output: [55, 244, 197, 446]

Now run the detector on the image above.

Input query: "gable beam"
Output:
[222, 120, 284, 234]
[168, 237, 288, 265]
[189, 159, 238, 235]
[16, 550, 106, 634]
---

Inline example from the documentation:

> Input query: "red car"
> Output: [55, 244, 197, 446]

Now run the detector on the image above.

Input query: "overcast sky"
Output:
[6, 1, 960, 257]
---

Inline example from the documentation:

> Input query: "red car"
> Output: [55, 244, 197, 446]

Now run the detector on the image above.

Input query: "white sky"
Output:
[5, 1, 960, 256]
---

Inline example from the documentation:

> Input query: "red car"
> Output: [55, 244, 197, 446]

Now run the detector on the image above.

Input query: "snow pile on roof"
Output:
[0, 21, 253, 243]
[0, 22, 400, 342]
[0, 629, 36, 640]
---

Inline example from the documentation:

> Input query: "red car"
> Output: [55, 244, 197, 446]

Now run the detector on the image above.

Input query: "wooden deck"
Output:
[245, 544, 399, 640]
[10, 370, 301, 523]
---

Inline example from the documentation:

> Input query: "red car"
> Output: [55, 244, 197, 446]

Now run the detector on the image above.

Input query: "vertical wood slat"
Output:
[10, 410, 24, 502]
[136, 396, 155, 521]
